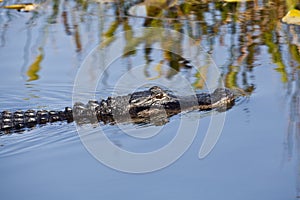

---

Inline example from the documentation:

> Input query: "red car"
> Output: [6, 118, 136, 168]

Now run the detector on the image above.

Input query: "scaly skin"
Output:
[0, 86, 238, 134]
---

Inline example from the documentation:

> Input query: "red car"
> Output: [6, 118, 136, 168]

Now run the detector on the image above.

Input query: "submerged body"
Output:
[0, 86, 240, 133]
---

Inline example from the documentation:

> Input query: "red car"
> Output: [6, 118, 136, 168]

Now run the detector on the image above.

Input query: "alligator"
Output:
[0, 86, 244, 134]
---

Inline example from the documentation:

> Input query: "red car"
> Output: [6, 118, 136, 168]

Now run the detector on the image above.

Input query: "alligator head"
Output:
[127, 86, 179, 122]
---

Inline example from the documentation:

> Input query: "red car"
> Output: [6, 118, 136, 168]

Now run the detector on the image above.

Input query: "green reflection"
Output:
[2, 0, 297, 91]
[262, 31, 288, 83]
[26, 48, 44, 82]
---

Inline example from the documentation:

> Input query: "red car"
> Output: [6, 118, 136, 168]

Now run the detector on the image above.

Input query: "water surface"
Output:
[0, 0, 299, 199]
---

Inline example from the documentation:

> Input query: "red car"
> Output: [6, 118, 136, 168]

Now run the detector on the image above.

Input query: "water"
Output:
[0, 0, 299, 199]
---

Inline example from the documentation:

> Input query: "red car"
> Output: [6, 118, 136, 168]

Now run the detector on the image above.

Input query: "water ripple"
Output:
[0, 122, 78, 158]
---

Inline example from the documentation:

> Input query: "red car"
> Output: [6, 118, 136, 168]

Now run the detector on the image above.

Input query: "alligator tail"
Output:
[0, 107, 73, 133]
[0, 100, 106, 134]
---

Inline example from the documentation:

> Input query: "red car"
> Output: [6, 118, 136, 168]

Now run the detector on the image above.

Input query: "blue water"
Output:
[0, 0, 298, 199]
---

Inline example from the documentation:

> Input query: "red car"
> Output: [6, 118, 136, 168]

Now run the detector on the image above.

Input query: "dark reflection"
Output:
[62, 11, 72, 35]
[48, 0, 60, 24]
[0, 0, 293, 86]
[0, 0, 295, 72]
[0, 1, 298, 117]
[0, 0, 297, 115]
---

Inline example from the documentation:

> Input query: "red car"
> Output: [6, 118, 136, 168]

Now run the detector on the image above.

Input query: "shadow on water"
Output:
[0, 0, 300, 198]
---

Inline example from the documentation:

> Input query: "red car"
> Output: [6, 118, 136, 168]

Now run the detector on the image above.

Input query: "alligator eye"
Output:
[155, 93, 164, 99]
[150, 86, 165, 99]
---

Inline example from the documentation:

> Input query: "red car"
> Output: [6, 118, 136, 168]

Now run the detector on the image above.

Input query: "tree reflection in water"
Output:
[0, 0, 300, 196]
